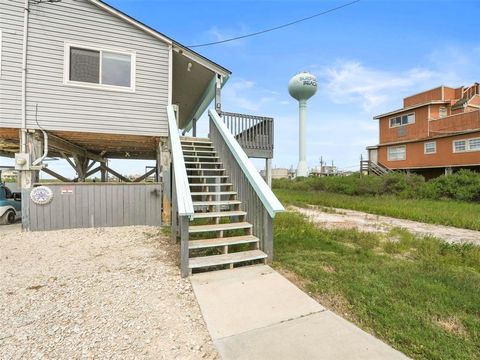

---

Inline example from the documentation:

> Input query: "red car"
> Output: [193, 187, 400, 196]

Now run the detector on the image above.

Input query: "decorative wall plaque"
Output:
[30, 186, 54, 205]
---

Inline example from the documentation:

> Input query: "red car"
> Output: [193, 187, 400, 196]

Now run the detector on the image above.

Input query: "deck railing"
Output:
[360, 160, 391, 176]
[221, 111, 274, 159]
[209, 109, 284, 258]
[167, 105, 194, 277]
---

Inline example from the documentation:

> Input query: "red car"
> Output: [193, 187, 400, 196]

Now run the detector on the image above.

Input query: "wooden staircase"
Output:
[181, 136, 268, 274]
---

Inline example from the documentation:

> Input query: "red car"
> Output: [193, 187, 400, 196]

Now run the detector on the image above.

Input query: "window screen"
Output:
[70, 47, 100, 83]
[388, 146, 406, 161]
[453, 140, 466, 152]
[468, 138, 480, 151]
[390, 113, 415, 128]
[424, 142, 436, 154]
[102, 51, 131, 87]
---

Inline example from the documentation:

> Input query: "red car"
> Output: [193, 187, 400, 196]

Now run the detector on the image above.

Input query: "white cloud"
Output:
[316, 47, 480, 114]
[223, 79, 276, 113]
[200, 24, 249, 47]
[317, 61, 437, 113]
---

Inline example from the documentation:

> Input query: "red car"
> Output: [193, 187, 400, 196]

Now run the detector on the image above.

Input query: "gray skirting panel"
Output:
[22, 183, 162, 231]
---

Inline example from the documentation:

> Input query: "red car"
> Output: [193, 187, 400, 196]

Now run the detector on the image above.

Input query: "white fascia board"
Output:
[172, 46, 231, 78]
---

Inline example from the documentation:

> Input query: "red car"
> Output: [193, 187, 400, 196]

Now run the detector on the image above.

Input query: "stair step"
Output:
[182, 149, 216, 154]
[180, 136, 211, 143]
[185, 161, 223, 165]
[189, 235, 259, 249]
[189, 221, 251, 233]
[191, 210, 246, 219]
[188, 175, 229, 179]
[186, 168, 226, 172]
[182, 144, 214, 149]
[189, 250, 267, 269]
[189, 183, 233, 187]
[193, 200, 242, 207]
[184, 155, 220, 159]
[190, 191, 237, 196]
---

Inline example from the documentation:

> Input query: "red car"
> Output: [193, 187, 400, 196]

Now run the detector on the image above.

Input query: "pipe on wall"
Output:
[21, 0, 30, 153]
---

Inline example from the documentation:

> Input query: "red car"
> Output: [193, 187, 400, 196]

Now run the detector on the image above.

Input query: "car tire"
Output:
[0, 209, 16, 225]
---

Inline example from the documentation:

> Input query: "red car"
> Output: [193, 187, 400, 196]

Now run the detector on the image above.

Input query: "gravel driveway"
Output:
[293, 206, 480, 245]
[0, 226, 218, 360]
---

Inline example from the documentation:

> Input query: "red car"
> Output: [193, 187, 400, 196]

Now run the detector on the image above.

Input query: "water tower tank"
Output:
[288, 72, 317, 101]
[288, 72, 317, 177]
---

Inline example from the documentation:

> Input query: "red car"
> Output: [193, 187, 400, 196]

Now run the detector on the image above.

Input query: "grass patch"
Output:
[274, 189, 480, 231]
[273, 212, 480, 360]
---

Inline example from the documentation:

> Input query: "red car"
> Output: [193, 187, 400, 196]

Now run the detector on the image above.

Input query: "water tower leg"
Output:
[297, 99, 308, 177]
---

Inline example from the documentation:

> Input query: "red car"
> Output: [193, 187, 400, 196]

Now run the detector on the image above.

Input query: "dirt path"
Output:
[292, 206, 480, 245]
[0, 226, 218, 360]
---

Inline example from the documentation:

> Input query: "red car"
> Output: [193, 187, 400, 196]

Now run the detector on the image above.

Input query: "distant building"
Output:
[367, 83, 480, 178]
[310, 165, 337, 177]
[272, 168, 289, 179]
[0, 167, 18, 182]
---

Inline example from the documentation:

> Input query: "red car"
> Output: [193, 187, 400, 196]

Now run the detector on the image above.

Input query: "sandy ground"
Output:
[293, 206, 480, 245]
[0, 226, 218, 360]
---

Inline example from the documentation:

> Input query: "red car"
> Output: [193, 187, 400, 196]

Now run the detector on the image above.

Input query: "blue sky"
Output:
[2, 0, 479, 177]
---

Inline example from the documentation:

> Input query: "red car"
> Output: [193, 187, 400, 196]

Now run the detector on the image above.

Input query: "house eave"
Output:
[373, 101, 449, 120]
[88, 0, 231, 77]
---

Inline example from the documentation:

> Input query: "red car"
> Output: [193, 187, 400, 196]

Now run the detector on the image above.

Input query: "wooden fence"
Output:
[23, 183, 162, 231]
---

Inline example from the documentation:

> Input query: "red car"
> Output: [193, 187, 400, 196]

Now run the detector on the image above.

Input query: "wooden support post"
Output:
[74, 156, 89, 182]
[101, 167, 107, 182]
[19, 130, 43, 189]
[263, 210, 273, 263]
[265, 158, 272, 188]
[159, 138, 171, 224]
[180, 216, 190, 278]
[171, 169, 178, 243]
[215, 74, 222, 115]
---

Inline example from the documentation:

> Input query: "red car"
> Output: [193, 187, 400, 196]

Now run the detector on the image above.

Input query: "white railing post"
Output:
[167, 105, 194, 277]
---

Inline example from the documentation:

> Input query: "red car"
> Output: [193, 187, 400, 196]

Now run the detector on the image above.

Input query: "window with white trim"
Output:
[65, 44, 135, 91]
[389, 113, 415, 128]
[453, 140, 466, 152]
[453, 138, 480, 153]
[424, 141, 436, 154]
[388, 145, 406, 161]
[439, 107, 447, 118]
[469, 138, 480, 151]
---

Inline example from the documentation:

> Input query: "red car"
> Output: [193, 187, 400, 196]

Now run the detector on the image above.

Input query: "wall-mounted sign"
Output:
[30, 186, 54, 205]
[61, 187, 73, 194]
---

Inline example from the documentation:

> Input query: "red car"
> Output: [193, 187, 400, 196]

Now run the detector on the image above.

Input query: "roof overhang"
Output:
[88, 0, 232, 130]
[373, 101, 449, 120]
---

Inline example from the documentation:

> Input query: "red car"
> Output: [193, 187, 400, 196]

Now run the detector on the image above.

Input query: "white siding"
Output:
[0, 0, 169, 136]
[0, 1, 24, 128]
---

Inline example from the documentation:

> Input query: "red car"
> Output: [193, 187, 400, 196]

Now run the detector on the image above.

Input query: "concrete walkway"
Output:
[191, 265, 409, 360]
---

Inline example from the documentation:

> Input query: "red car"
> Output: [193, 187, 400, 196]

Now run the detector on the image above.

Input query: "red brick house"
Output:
[366, 83, 480, 178]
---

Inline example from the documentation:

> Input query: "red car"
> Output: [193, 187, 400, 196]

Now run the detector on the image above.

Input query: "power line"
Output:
[188, 0, 361, 48]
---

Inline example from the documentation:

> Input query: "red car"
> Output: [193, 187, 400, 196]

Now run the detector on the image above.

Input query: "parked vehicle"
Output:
[0, 183, 21, 225]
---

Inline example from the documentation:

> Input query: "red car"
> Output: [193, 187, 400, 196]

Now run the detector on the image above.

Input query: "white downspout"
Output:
[21, 0, 30, 153]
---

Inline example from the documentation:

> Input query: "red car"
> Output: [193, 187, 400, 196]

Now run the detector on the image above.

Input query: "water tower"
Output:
[288, 71, 318, 177]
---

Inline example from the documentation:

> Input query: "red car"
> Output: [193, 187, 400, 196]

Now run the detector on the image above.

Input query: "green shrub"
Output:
[272, 170, 480, 203]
